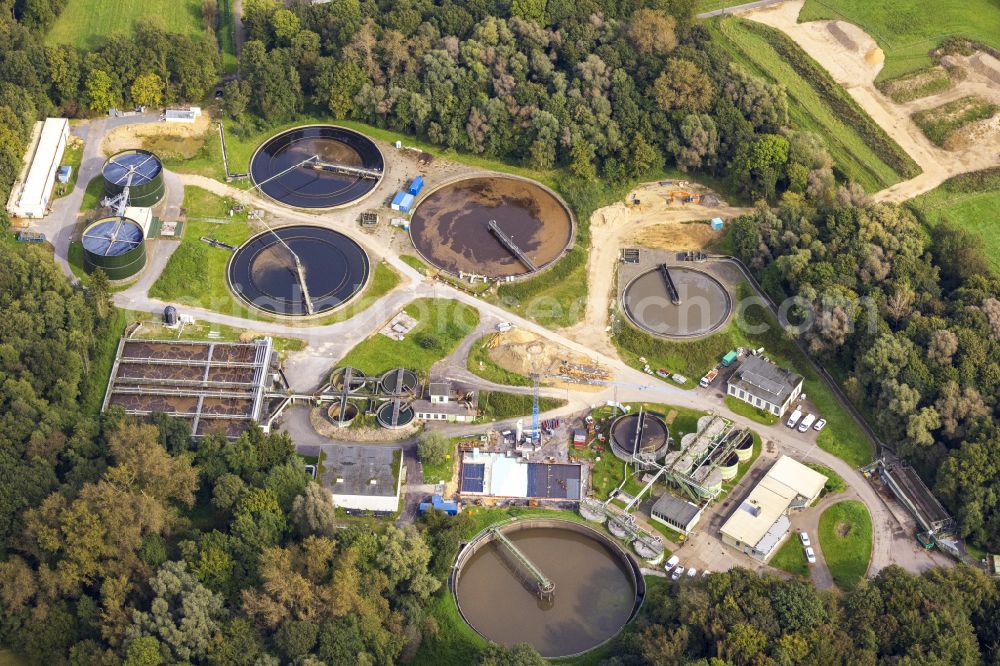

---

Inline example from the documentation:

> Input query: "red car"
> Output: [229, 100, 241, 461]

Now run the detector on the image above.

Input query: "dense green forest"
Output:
[0, 0, 999, 664]
[730, 196, 1000, 550]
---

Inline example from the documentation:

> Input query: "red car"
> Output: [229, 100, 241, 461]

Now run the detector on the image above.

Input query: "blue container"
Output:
[408, 175, 425, 196]
[391, 191, 406, 210]
[399, 193, 415, 213]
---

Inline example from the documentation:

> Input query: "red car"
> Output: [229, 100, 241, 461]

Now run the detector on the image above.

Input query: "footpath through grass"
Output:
[46, 0, 206, 48]
[337, 298, 479, 376]
[614, 282, 873, 468]
[708, 16, 916, 191]
[818, 500, 873, 590]
[906, 167, 1000, 272]
[799, 0, 1000, 81]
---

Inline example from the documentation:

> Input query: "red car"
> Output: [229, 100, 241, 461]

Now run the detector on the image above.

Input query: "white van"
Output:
[786, 409, 803, 428]
[798, 414, 816, 432]
[664, 555, 680, 572]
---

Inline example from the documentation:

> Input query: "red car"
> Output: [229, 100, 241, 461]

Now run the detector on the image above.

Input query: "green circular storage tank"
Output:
[102, 149, 164, 207]
[82, 216, 146, 281]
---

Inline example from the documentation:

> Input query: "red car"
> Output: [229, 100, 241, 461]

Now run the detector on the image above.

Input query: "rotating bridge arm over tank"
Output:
[489, 526, 554, 600]
[487, 219, 538, 272]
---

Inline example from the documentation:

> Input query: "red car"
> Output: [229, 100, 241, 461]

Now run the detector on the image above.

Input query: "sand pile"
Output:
[486, 330, 607, 388]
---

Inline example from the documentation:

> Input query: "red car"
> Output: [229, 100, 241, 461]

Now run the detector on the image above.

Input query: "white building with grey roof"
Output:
[726, 355, 803, 418]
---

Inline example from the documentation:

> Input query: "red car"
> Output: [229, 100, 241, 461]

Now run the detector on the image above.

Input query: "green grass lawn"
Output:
[466, 334, 534, 387]
[818, 500, 873, 590]
[725, 395, 779, 425]
[337, 298, 479, 376]
[52, 140, 84, 200]
[46, 0, 206, 48]
[478, 391, 567, 421]
[806, 463, 848, 497]
[218, 0, 237, 74]
[912, 96, 999, 147]
[124, 310, 305, 352]
[770, 537, 810, 577]
[798, 0, 1000, 81]
[614, 282, 873, 468]
[906, 168, 1000, 272]
[708, 16, 915, 191]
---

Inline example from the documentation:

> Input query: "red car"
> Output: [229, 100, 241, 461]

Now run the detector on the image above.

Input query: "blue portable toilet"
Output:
[711, 217, 725, 231]
[408, 175, 425, 196]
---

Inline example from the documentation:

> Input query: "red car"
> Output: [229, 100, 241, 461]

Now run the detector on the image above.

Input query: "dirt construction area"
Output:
[101, 111, 212, 159]
[483, 329, 609, 389]
[742, 0, 1000, 202]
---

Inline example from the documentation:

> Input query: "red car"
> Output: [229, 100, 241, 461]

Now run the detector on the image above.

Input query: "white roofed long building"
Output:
[6, 118, 69, 219]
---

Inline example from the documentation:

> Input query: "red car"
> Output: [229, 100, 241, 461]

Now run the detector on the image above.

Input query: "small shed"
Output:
[572, 428, 587, 449]
[722, 350, 738, 366]
[419, 495, 459, 515]
[408, 175, 425, 196]
[391, 192, 415, 212]
[711, 217, 725, 231]
[164, 306, 178, 326]
[56, 165, 72, 183]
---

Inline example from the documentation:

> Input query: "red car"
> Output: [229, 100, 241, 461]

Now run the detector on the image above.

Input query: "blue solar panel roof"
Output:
[461, 463, 485, 493]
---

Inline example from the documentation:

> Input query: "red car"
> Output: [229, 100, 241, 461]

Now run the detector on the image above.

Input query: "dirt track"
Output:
[741, 0, 1000, 202]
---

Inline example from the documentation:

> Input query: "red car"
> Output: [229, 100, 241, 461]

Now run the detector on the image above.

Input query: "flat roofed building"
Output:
[720, 455, 826, 561]
[322, 445, 403, 514]
[6, 118, 69, 219]
[650, 493, 702, 535]
[458, 451, 582, 500]
[727, 355, 803, 418]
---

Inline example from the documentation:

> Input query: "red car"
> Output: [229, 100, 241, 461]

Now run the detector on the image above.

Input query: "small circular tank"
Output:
[377, 400, 414, 429]
[735, 431, 755, 463]
[82, 216, 146, 280]
[379, 368, 418, 395]
[331, 367, 367, 393]
[327, 402, 358, 427]
[102, 149, 164, 207]
[716, 451, 740, 481]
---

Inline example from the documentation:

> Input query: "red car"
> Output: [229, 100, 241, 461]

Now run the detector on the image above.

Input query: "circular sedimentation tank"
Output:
[81, 216, 146, 280]
[622, 266, 732, 338]
[453, 519, 643, 659]
[609, 412, 670, 463]
[735, 431, 754, 463]
[227, 225, 369, 317]
[409, 175, 573, 279]
[716, 451, 740, 481]
[376, 400, 414, 429]
[102, 149, 164, 207]
[327, 402, 358, 427]
[379, 368, 418, 395]
[331, 367, 368, 393]
[250, 125, 384, 208]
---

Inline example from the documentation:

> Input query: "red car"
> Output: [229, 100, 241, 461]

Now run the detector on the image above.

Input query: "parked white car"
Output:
[805, 547, 817, 564]
[786, 409, 803, 428]
[687, 567, 697, 578]
[798, 413, 816, 432]
[664, 555, 680, 572]
[800, 531, 811, 547]
[671, 566, 685, 580]
[814, 418, 827, 431]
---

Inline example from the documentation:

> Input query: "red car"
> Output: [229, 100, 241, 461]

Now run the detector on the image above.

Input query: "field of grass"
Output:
[770, 537, 810, 577]
[218, 0, 237, 74]
[79, 308, 128, 415]
[52, 139, 84, 200]
[478, 391, 566, 421]
[614, 282, 873, 468]
[696, 0, 749, 12]
[337, 298, 479, 376]
[912, 96, 999, 147]
[124, 310, 305, 352]
[818, 500, 873, 590]
[46, 0, 206, 48]
[799, 0, 1000, 81]
[725, 395, 779, 425]
[906, 168, 1000, 272]
[877, 66, 954, 103]
[708, 16, 916, 192]
[806, 462, 848, 497]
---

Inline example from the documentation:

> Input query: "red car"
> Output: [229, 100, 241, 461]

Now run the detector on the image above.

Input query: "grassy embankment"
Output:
[725, 395, 779, 425]
[770, 537, 810, 578]
[818, 500, 874, 590]
[337, 298, 479, 376]
[614, 282, 873, 468]
[912, 96, 999, 147]
[46, 0, 205, 47]
[123, 310, 305, 352]
[906, 167, 1000, 272]
[478, 391, 567, 420]
[465, 334, 534, 387]
[798, 0, 1000, 81]
[149, 186, 401, 323]
[877, 67, 955, 103]
[708, 16, 918, 192]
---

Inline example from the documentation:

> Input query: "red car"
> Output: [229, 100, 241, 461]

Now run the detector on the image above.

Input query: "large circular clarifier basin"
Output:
[453, 519, 643, 658]
[227, 226, 369, 317]
[622, 266, 732, 338]
[409, 176, 573, 279]
[249, 125, 384, 208]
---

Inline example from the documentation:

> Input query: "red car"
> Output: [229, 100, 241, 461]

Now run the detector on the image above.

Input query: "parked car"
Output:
[664, 555, 680, 572]
[805, 547, 817, 564]
[687, 567, 697, 577]
[786, 409, 803, 428]
[701, 570, 710, 577]
[799, 531, 811, 547]
[798, 413, 816, 432]
[814, 418, 827, 431]
[496, 322, 514, 332]
[671, 566, 685, 580]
